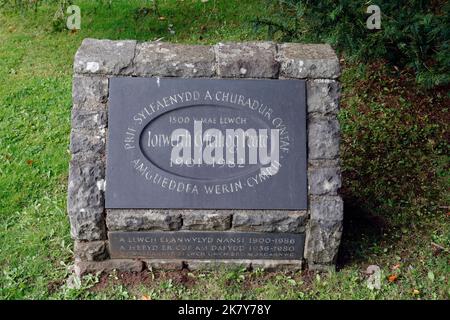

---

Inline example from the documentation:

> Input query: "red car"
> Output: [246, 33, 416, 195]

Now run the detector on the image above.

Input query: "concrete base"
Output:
[74, 258, 303, 276]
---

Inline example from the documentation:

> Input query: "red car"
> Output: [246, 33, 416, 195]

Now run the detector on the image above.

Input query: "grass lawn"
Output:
[0, 0, 448, 300]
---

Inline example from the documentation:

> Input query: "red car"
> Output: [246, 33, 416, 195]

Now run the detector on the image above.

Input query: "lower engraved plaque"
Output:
[109, 231, 305, 260]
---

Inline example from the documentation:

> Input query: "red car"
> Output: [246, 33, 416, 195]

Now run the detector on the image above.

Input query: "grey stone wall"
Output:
[69, 39, 342, 275]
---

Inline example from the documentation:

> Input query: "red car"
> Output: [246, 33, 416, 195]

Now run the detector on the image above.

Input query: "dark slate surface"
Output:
[106, 78, 306, 209]
[109, 231, 305, 260]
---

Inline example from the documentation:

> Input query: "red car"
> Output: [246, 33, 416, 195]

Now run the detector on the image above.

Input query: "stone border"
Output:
[68, 39, 342, 275]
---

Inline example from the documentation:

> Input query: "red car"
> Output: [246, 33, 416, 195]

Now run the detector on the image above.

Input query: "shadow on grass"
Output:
[336, 200, 389, 270]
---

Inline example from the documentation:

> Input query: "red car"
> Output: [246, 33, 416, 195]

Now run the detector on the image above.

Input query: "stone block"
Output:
[186, 259, 302, 272]
[278, 43, 340, 79]
[133, 42, 215, 77]
[69, 210, 106, 241]
[71, 108, 107, 130]
[74, 241, 109, 261]
[305, 219, 342, 264]
[68, 159, 106, 240]
[308, 118, 340, 159]
[74, 38, 136, 75]
[69, 128, 106, 156]
[215, 42, 279, 78]
[106, 209, 182, 231]
[144, 260, 185, 271]
[307, 79, 340, 115]
[67, 159, 105, 213]
[75, 259, 144, 276]
[182, 211, 232, 231]
[232, 211, 307, 233]
[308, 166, 341, 195]
[72, 76, 108, 105]
[309, 196, 343, 221]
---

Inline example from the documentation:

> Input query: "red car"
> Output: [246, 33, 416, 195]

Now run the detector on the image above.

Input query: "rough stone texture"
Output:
[74, 241, 109, 261]
[75, 259, 144, 276]
[70, 129, 106, 156]
[278, 43, 340, 79]
[232, 211, 307, 233]
[307, 79, 340, 115]
[74, 38, 136, 75]
[133, 42, 215, 77]
[75, 257, 301, 273]
[182, 211, 232, 231]
[186, 259, 302, 272]
[308, 159, 340, 168]
[308, 166, 341, 195]
[144, 260, 185, 271]
[69, 211, 106, 241]
[68, 159, 106, 240]
[71, 152, 105, 165]
[302, 46, 343, 269]
[305, 219, 342, 264]
[106, 209, 182, 231]
[215, 42, 279, 78]
[72, 76, 108, 106]
[308, 118, 340, 160]
[310, 196, 344, 221]
[71, 108, 107, 130]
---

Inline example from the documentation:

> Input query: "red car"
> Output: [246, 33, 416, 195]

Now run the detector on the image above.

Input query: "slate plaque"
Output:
[106, 78, 306, 209]
[109, 231, 305, 260]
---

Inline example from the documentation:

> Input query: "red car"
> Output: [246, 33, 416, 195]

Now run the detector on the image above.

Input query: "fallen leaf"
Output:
[159, 16, 166, 20]
[413, 289, 420, 295]
[388, 274, 398, 282]
[141, 295, 151, 300]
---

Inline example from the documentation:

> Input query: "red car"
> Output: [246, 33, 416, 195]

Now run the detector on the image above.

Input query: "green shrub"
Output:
[255, 0, 450, 88]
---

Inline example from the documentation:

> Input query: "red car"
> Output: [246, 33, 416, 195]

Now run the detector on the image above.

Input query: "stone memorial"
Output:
[68, 39, 343, 275]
